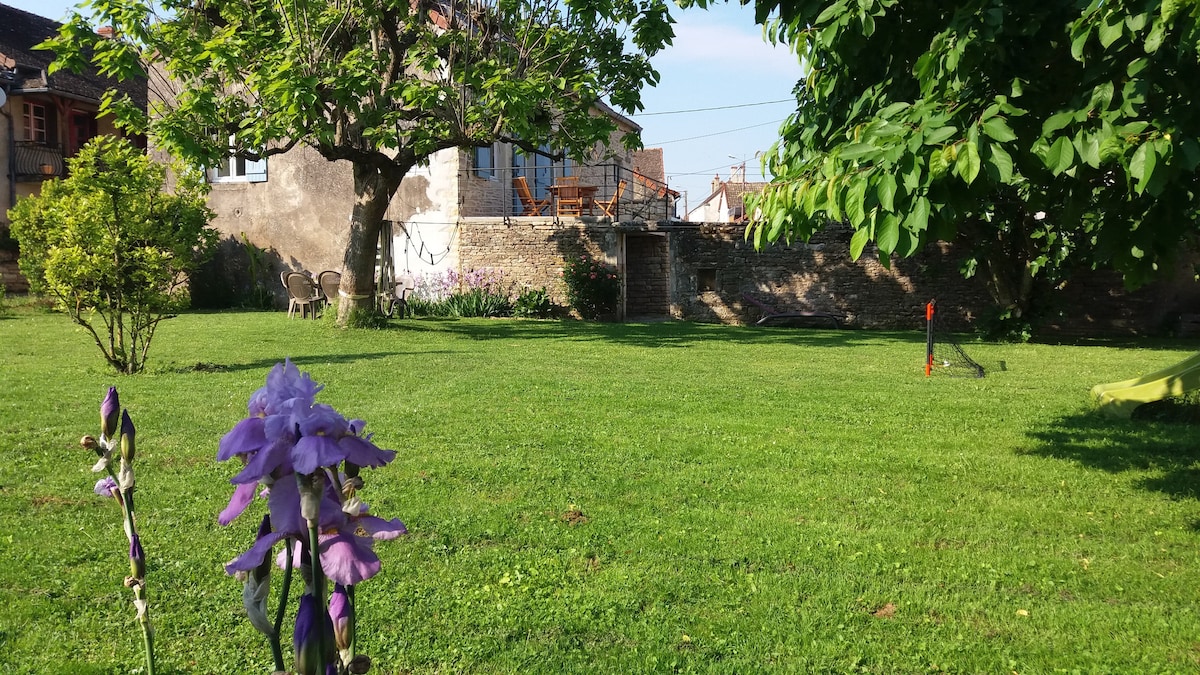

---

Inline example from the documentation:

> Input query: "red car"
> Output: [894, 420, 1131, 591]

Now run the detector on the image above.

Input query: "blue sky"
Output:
[7, 0, 804, 212]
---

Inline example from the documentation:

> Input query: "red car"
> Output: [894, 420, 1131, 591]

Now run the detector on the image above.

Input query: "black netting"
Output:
[925, 300, 984, 378]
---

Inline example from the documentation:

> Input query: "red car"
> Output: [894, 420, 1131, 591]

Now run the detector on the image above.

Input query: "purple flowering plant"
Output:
[218, 359, 406, 675]
[83, 387, 155, 675]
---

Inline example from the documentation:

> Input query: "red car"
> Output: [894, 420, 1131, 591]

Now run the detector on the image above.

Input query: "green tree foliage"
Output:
[735, 0, 1200, 327]
[8, 136, 216, 374]
[44, 0, 675, 326]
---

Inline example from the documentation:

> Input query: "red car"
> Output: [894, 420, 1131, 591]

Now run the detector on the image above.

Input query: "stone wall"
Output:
[457, 219, 619, 306]
[668, 222, 992, 330]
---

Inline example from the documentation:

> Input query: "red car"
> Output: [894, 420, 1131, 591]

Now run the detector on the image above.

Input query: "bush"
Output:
[513, 286, 555, 318]
[561, 254, 620, 320]
[8, 136, 216, 373]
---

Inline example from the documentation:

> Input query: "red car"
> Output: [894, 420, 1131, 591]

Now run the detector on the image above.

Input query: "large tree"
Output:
[47, 0, 674, 325]
[732, 0, 1200, 330]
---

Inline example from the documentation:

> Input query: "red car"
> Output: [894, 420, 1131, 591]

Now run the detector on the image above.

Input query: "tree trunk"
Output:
[336, 162, 404, 326]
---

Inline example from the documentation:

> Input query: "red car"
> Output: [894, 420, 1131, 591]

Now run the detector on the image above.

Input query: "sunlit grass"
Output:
[2, 306, 1199, 673]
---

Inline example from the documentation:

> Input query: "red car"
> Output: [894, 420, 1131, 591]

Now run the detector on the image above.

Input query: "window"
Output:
[23, 102, 48, 143]
[472, 144, 495, 178]
[208, 136, 267, 183]
[512, 145, 570, 212]
[697, 268, 718, 292]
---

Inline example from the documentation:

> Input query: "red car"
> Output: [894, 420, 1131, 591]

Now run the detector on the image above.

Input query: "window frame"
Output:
[472, 144, 496, 179]
[23, 102, 48, 143]
[207, 135, 268, 183]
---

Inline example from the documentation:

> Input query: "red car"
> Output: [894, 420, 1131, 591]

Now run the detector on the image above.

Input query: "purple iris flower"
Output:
[100, 387, 120, 440]
[94, 476, 118, 498]
[339, 420, 396, 468]
[292, 404, 349, 475]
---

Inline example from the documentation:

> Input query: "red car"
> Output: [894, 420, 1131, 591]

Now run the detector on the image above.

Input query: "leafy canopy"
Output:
[736, 0, 1200, 293]
[47, 0, 675, 170]
[8, 136, 216, 373]
[45, 0, 675, 326]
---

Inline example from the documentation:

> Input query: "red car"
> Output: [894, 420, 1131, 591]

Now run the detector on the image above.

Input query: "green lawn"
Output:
[2, 306, 1199, 673]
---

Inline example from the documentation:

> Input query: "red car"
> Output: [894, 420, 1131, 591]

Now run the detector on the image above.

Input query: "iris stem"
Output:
[271, 540, 294, 671]
[121, 487, 155, 675]
[308, 520, 328, 672]
[347, 584, 357, 665]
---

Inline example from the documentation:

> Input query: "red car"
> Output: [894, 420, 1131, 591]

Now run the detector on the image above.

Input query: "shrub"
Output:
[513, 286, 555, 318]
[561, 254, 620, 320]
[8, 136, 216, 373]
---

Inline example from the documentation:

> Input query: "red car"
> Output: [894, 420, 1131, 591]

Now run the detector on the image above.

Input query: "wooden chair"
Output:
[284, 272, 323, 319]
[513, 176, 550, 215]
[597, 180, 627, 218]
[317, 270, 342, 309]
[555, 184, 585, 216]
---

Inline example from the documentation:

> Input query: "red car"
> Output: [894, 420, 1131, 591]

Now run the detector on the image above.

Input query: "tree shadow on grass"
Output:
[403, 316, 921, 350]
[1022, 408, 1200, 502]
[157, 349, 461, 374]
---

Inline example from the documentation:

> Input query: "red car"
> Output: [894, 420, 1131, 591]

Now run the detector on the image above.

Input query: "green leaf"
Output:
[988, 144, 1014, 183]
[903, 196, 931, 233]
[839, 143, 881, 161]
[923, 126, 958, 145]
[1043, 136, 1076, 175]
[876, 211, 899, 254]
[877, 173, 897, 212]
[815, 0, 848, 26]
[956, 139, 982, 185]
[1098, 12, 1123, 48]
[1144, 18, 1166, 53]
[1042, 112, 1074, 137]
[845, 176, 868, 225]
[849, 226, 871, 261]
[1077, 131, 1101, 168]
[878, 102, 909, 119]
[1130, 142, 1158, 194]
[982, 117, 1017, 142]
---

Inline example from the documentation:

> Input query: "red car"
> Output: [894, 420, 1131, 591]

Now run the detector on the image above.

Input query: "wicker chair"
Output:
[317, 270, 342, 309]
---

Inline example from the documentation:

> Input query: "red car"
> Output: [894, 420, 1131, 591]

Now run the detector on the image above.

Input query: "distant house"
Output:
[0, 2, 146, 291]
[686, 165, 767, 223]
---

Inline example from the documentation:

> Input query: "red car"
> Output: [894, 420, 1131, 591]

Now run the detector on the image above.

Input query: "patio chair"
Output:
[383, 273, 416, 318]
[555, 184, 585, 216]
[317, 270, 342, 309]
[597, 180, 627, 218]
[514, 176, 550, 216]
[284, 272, 323, 319]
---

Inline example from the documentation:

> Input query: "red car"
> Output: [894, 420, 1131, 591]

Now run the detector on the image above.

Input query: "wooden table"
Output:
[547, 184, 598, 216]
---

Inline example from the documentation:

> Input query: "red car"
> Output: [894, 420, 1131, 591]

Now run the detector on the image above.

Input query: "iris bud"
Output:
[100, 387, 120, 440]
[120, 410, 136, 463]
[129, 533, 146, 580]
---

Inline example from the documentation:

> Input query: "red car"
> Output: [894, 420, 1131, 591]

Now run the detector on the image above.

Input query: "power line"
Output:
[633, 98, 793, 117]
[647, 118, 788, 146]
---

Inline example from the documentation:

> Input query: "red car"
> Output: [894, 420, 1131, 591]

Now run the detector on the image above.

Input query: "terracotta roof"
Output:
[0, 2, 145, 107]
[632, 148, 665, 183]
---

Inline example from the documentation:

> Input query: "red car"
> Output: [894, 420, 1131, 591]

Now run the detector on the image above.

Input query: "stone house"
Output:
[197, 99, 678, 308]
[0, 2, 146, 292]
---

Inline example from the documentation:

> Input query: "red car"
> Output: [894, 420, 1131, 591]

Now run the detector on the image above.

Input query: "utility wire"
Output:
[633, 98, 793, 117]
[647, 118, 788, 146]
